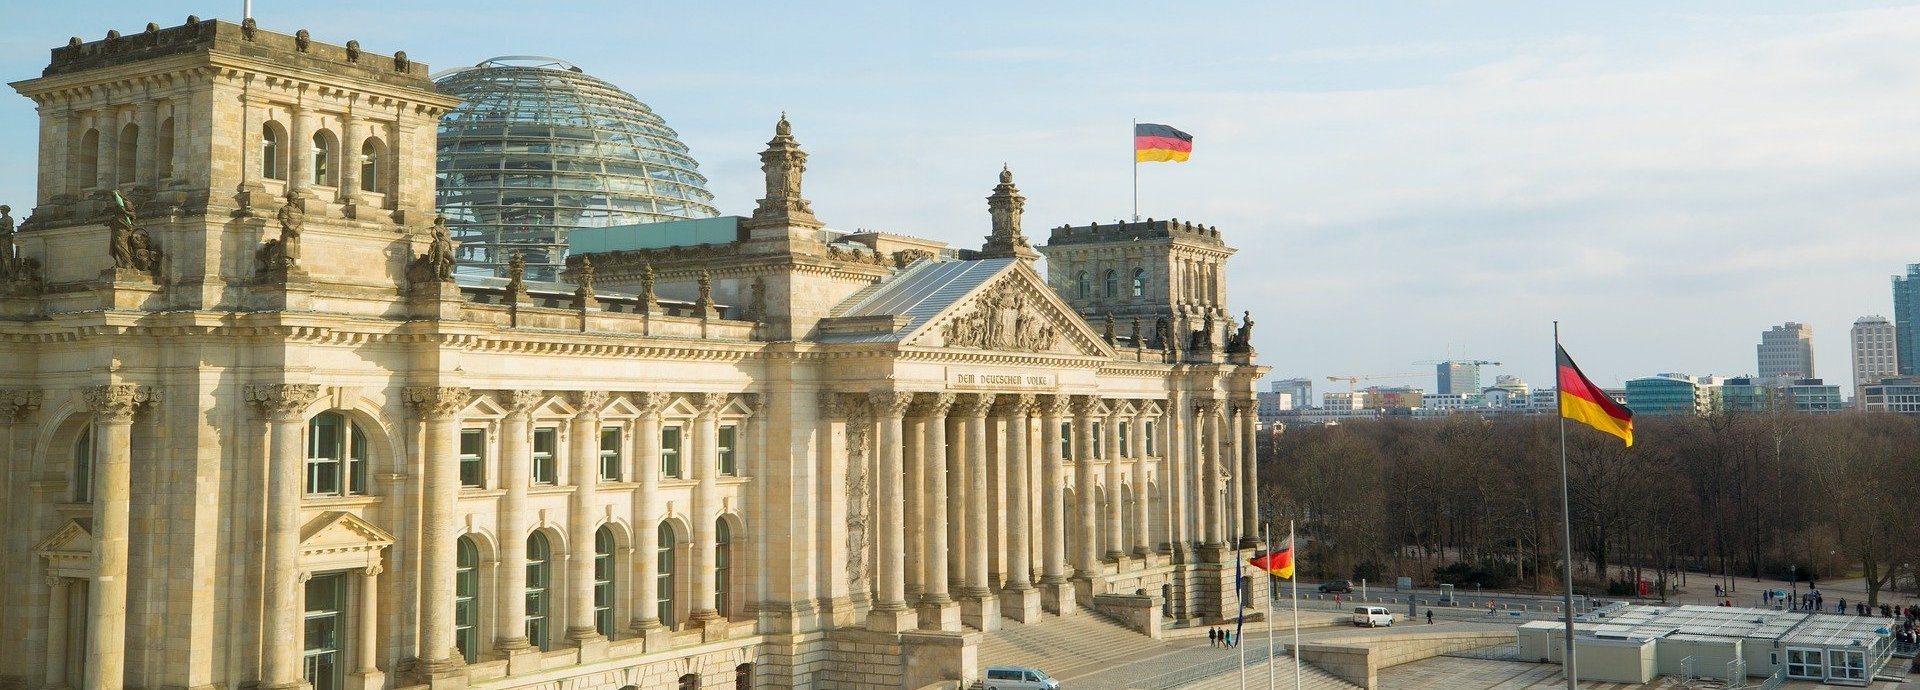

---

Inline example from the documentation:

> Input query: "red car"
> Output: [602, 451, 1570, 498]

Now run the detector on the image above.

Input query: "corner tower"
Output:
[1037, 218, 1235, 348]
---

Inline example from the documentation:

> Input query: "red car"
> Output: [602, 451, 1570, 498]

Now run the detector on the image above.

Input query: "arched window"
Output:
[157, 118, 175, 180]
[78, 128, 100, 187]
[735, 664, 753, 690]
[359, 138, 384, 193]
[594, 525, 616, 637]
[262, 122, 286, 181]
[525, 532, 551, 650]
[1105, 269, 1118, 298]
[714, 518, 732, 617]
[1075, 271, 1090, 300]
[116, 123, 139, 185]
[311, 130, 337, 186]
[677, 675, 699, 690]
[657, 522, 676, 628]
[306, 412, 369, 497]
[1132, 268, 1146, 297]
[73, 426, 94, 503]
[454, 536, 480, 663]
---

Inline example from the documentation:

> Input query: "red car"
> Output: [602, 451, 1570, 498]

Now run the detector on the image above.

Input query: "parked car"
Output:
[1352, 606, 1393, 627]
[982, 666, 1059, 690]
[1318, 579, 1354, 593]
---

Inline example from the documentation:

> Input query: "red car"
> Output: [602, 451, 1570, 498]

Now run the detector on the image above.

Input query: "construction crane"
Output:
[1412, 359, 1502, 367]
[1325, 372, 1426, 395]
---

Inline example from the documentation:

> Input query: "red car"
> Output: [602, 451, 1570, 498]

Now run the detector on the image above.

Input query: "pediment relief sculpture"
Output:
[938, 279, 1060, 353]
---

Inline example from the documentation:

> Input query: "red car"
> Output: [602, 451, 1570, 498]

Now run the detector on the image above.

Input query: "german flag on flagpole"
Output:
[1135, 123, 1193, 162]
[1557, 345, 1633, 446]
[1250, 540, 1294, 580]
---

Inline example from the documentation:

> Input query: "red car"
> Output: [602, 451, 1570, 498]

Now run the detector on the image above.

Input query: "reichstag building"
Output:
[0, 18, 1268, 690]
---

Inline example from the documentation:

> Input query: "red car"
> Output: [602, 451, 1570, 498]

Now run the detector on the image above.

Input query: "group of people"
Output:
[1208, 627, 1239, 648]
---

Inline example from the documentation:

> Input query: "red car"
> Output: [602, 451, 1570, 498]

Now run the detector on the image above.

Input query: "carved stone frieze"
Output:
[938, 279, 1059, 352]
[843, 395, 873, 593]
[245, 383, 322, 420]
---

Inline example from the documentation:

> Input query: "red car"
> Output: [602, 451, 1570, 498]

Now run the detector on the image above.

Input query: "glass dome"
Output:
[434, 56, 720, 279]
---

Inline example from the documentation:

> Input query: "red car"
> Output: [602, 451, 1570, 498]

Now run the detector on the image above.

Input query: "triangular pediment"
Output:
[35, 519, 93, 557]
[903, 263, 1112, 357]
[301, 511, 396, 552]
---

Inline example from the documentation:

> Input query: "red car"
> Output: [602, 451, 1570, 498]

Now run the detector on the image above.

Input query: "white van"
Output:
[1352, 606, 1393, 627]
[982, 666, 1059, 690]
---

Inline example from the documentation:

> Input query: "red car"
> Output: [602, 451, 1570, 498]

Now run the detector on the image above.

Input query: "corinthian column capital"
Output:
[503, 390, 545, 419]
[0, 389, 44, 423]
[870, 390, 915, 419]
[404, 386, 471, 419]
[245, 384, 322, 421]
[570, 390, 609, 416]
[1039, 393, 1072, 418]
[87, 384, 160, 423]
[952, 393, 993, 418]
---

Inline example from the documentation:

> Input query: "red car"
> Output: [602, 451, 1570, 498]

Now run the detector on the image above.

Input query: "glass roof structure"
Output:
[434, 56, 719, 279]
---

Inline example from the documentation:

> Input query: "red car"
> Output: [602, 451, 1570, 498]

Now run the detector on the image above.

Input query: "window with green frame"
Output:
[525, 532, 551, 650]
[1059, 422, 1071, 459]
[599, 427, 623, 481]
[458, 429, 485, 488]
[661, 426, 683, 479]
[454, 537, 480, 662]
[1092, 421, 1103, 459]
[657, 522, 677, 627]
[531, 428, 557, 485]
[715, 518, 732, 615]
[72, 426, 94, 503]
[1118, 421, 1131, 457]
[306, 412, 369, 497]
[1145, 421, 1157, 456]
[717, 425, 737, 476]
[594, 526, 616, 636]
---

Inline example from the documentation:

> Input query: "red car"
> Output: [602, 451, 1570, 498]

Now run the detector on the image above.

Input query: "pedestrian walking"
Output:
[1209, 627, 1218, 647]
[1487, 599, 1497, 616]
[1426, 609, 1434, 624]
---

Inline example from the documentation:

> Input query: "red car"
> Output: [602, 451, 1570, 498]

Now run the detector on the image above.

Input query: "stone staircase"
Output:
[1156, 654, 1364, 690]
[974, 609, 1169, 681]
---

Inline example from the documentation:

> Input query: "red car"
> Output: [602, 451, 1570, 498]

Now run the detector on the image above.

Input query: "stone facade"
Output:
[0, 20, 1268, 690]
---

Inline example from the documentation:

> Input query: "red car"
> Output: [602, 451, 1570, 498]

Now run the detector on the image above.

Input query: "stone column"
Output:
[45, 576, 69, 690]
[339, 111, 362, 207]
[1132, 408, 1153, 557]
[96, 109, 119, 189]
[917, 393, 959, 630]
[495, 391, 540, 651]
[288, 100, 310, 195]
[843, 398, 874, 612]
[946, 414, 965, 593]
[1166, 392, 1189, 560]
[241, 383, 311, 690]
[1070, 396, 1099, 581]
[1196, 400, 1224, 548]
[1226, 406, 1244, 544]
[1103, 404, 1126, 562]
[135, 101, 159, 188]
[1037, 395, 1073, 613]
[955, 394, 998, 632]
[1237, 402, 1261, 549]
[688, 393, 726, 624]
[567, 391, 608, 645]
[405, 386, 469, 672]
[902, 403, 924, 605]
[357, 566, 382, 675]
[998, 394, 1040, 622]
[632, 393, 670, 638]
[866, 391, 917, 632]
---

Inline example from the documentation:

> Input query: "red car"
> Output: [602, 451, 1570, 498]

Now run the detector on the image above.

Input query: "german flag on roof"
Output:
[1135, 123, 1193, 163]
[1558, 345, 1633, 446]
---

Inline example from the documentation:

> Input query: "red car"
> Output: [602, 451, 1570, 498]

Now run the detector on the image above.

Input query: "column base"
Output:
[899, 629, 981, 690]
[960, 591, 1001, 632]
[866, 605, 919, 633]
[1238, 535, 1262, 549]
[402, 657, 467, 690]
[631, 619, 674, 653]
[504, 643, 544, 676]
[819, 596, 858, 629]
[1199, 542, 1229, 564]
[1040, 579, 1077, 615]
[348, 670, 386, 690]
[567, 627, 609, 662]
[1000, 586, 1043, 623]
[1106, 549, 1129, 563]
[918, 598, 962, 631]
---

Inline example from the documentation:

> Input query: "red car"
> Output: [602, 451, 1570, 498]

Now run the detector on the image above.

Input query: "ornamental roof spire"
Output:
[979, 165, 1039, 262]
[747, 113, 821, 230]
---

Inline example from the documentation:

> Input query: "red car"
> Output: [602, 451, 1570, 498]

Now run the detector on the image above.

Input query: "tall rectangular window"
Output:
[1145, 421, 1157, 456]
[599, 427, 623, 481]
[459, 429, 486, 488]
[532, 428, 557, 485]
[717, 424, 737, 476]
[661, 426, 683, 479]
[1059, 422, 1071, 459]
[302, 573, 347, 690]
[1118, 421, 1131, 457]
[1092, 422, 1103, 459]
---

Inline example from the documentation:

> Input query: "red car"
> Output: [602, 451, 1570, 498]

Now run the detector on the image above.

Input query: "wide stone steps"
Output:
[1155, 652, 1362, 690]
[975, 609, 1170, 680]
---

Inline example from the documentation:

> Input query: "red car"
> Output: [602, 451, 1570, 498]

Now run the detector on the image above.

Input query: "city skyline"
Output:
[6, 1, 1920, 392]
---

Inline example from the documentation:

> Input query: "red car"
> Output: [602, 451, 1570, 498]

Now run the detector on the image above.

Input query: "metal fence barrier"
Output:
[1131, 643, 1285, 690]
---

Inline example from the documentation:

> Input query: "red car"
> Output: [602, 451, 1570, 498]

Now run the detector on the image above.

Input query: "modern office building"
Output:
[1624, 374, 1718, 417]
[0, 20, 1268, 690]
[1434, 360, 1493, 397]
[1895, 265, 1920, 375]
[1850, 316, 1898, 397]
[1720, 377, 1844, 415]
[1270, 378, 1313, 408]
[1756, 322, 1815, 379]
[434, 57, 721, 279]
[1859, 376, 1920, 414]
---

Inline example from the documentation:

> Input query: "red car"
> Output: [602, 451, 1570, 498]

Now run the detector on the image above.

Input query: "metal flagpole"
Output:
[1131, 118, 1140, 221]
[244, 0, 252, 19]
[1556, 321, 1578, 690]
[1291, 520, 1301, 690]
[1238, 516, 1247, 690]
[1266, 521, 1276, 690]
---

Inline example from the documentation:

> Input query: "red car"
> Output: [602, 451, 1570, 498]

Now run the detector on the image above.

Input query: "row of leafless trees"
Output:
[1257, 412, 1920, 605]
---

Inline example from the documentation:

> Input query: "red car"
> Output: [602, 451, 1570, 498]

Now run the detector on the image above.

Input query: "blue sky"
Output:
[6, 1, 1920, 396]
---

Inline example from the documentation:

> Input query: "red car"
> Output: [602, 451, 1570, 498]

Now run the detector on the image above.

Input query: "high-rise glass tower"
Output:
[434, 57, 719, 279]
[1895, 265, 1920, 375]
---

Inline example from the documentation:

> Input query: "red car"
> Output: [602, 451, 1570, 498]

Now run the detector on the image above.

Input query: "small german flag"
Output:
[1250, 543, 1294, 580]
[1558, 345, 1633, 446]
[1135, 123, 1193, 163]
